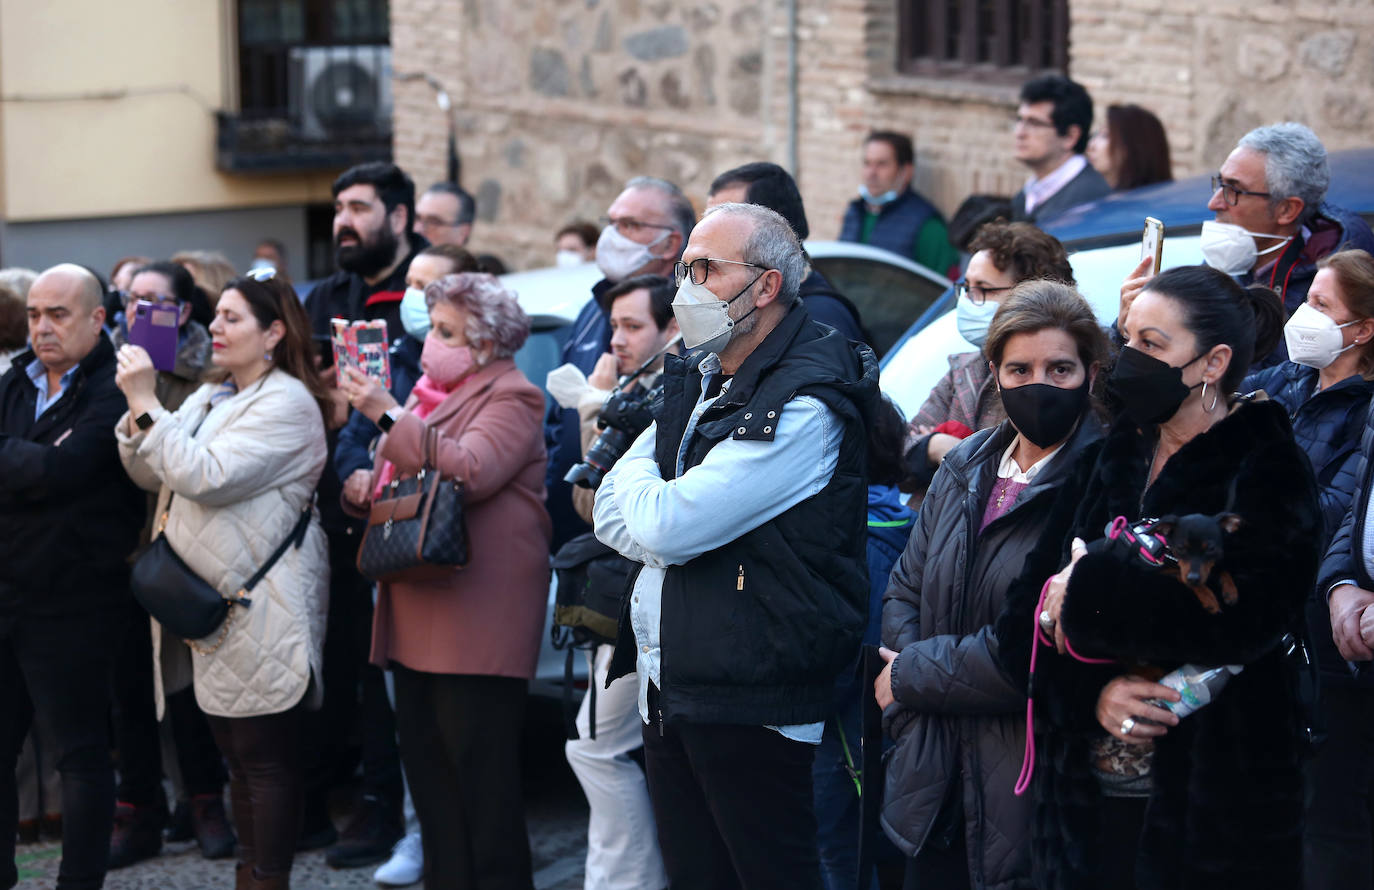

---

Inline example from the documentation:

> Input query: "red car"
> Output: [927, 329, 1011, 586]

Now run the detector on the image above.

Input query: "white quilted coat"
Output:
[117, 369, 329, 719]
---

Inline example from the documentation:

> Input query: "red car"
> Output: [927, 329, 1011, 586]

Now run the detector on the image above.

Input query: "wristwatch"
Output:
[135, 412, 157, 431]
[376, 406, 404, 433]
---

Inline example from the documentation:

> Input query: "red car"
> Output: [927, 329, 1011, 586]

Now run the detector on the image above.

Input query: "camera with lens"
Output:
[564, 385, 659, 491]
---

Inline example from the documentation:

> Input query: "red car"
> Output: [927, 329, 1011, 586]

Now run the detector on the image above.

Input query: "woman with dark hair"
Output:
[115, 269, 331, 890]
[876, 281, 1110, 890]
[339, 272, 550, 890]
[997, 265, 1320, 889]
[904, 221, 1076, 494]
[1086, 104, 1173, 191]
[1244, 248, 1374, 890]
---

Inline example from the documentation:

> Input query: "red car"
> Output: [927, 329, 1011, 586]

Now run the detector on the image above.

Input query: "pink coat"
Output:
[363, 358, 552, 678]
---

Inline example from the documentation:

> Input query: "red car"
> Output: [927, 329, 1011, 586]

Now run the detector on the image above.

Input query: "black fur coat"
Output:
[995, 398, 1321, 890]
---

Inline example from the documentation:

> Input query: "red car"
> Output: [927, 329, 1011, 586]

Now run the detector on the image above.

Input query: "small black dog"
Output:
[1153, 512, 1243, 614]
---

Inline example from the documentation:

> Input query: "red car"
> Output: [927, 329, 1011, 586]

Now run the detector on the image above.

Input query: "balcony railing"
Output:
[217, 43, 392, 173]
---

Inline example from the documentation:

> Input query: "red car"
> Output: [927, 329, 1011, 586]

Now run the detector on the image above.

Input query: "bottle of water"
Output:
[1149, 664, 1244, 718]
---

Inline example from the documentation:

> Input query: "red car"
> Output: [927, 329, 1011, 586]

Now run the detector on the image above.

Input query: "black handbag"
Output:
[357, 425, 468, 583]
[131, 492, 313, 654]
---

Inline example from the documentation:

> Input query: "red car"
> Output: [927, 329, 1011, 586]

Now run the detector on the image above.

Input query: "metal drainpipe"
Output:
[786, 0, 799, 176]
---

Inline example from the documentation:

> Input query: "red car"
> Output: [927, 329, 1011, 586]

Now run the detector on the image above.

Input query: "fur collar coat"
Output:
[995, 398, 1322, 889]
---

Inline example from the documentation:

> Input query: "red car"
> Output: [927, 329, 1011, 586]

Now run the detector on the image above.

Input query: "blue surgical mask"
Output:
[858, 183, 899, 206]
[400, 287, 430, 339]
[955, 295, 1000, 348]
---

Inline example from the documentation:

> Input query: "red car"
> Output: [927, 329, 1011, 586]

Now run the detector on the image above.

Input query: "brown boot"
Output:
[235, 862, 252, 890]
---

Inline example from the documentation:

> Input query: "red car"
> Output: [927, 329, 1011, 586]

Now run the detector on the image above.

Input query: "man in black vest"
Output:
[594, 203, 879, 889]
[839, 131, 960, 279]
[0, 264, 144, 890]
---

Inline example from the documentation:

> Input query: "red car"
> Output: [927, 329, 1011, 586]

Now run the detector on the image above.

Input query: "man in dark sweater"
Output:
[0, 265, 144, 890]
[1010, 74, 1111, 225]
[710, 161, 869, 344]
[301, 162, 425, 864]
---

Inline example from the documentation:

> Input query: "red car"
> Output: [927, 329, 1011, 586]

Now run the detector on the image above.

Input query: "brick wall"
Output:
[391, 0, 1374, 272]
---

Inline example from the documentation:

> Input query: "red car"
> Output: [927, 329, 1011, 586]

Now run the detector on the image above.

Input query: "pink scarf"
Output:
[372, 372, 461, 498]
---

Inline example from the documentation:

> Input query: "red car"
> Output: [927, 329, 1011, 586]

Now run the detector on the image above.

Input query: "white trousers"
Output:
[565, 644, 666, 890]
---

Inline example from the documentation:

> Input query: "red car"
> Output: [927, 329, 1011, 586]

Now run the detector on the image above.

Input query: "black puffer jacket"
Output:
[996, 398, 1322, 890]
[881, 415, 1102, 890]
[0, 336, 144, 614]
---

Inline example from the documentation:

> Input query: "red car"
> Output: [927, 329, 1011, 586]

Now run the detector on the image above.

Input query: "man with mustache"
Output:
[301, 162, 427, 868]
[0, 264, 144, 890]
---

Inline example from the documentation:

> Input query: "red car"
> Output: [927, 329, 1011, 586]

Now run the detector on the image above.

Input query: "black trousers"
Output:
[207, 708, 305, 879]
[640, 708, 824, 890]
[391, 666, 533, 890]
[0, 609, 119, 890]
[110, 596, 223, 806]
[301, 539, 403, 813]
[1305, 684, 1374, 890]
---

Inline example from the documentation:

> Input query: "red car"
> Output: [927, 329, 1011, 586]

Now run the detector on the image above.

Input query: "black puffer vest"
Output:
[611, 303, 878, 725]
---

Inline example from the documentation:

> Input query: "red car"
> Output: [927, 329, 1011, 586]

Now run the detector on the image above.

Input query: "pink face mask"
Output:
[421, 336, 477, 387]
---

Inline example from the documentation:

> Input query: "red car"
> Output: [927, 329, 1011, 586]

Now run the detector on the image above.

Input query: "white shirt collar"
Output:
[1023, 154, 1088, 216]
[996, 436, 1064, 484]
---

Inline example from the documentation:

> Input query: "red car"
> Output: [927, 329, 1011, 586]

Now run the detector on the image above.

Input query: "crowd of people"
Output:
[3, 67, 1374, 890]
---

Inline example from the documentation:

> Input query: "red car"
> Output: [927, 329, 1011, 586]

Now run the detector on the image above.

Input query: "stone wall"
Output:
[392, 0, 1374, 272]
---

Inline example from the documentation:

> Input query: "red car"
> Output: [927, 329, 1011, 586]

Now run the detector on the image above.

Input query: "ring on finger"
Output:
[1120, 717, 1136, 736]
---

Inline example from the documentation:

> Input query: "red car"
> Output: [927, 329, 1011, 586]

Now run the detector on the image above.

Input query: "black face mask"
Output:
[1108, 346, 1205, 426]
[999, 378, 1091, 449]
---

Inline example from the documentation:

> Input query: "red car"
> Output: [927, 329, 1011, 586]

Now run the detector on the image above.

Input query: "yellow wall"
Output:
[0, 0, 337, 222]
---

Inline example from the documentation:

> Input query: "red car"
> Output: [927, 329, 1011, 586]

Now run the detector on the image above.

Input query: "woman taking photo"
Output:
[115, 268, 331, 890]
[875, 281, 1110, 890]
[1246, 249, 1374, 890]
[904, 222, 1075, 491]
[998, 265, 1322, 889]
[339, 272, 551, 890]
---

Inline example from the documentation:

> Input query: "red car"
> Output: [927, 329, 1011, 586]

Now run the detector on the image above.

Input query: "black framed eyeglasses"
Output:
[1210, 175, 1271, 206]
[955, 280, 1016, 305]
[673, 257, 767, 287]
[599, 215, 674, 238]
[247, 266, 278, 282]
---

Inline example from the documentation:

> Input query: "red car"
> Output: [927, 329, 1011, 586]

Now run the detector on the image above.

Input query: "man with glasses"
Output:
[413, 182, 476, 248]
[1010, 74, 1110, 225]
[545, 176, 693, 550]
[594, 203, 878, 890]
[1118, 123, 1374, 365]
[838, 132, 961, 279]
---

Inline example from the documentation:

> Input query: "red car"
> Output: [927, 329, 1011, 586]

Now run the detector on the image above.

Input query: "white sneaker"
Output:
[373, 831, 423, 887]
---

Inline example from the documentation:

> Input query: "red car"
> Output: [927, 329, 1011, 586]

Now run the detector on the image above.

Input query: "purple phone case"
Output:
[127, 301, 180, 372]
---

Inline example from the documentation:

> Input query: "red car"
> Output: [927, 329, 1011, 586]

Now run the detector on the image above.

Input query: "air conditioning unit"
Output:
[289, 45, 393, 141]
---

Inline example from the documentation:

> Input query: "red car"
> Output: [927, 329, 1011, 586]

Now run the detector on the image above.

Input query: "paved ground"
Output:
[14, 724, 590, 890]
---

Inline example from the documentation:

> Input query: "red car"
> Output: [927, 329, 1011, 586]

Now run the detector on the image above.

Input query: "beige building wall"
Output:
[393, 0, 1374, 273]
[0, 0, 336, 223]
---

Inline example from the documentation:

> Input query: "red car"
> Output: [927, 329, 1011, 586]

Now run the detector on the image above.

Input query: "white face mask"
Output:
[1199, 220, 1292, 276]
[595, 225, 669, 282]
[671, 277, 759, 356]
[555, 249, 586, 268]
[399, 287, 430, 339]
[955, 295, 1000, 348]
[1284, 302, 1362, 370]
